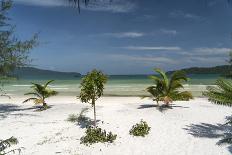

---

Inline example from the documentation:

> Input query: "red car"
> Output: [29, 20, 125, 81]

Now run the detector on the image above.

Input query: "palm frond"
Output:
[145, 68, 193, 105]
[203, 79, 232, 106]
[154, 68, 169, 89]
[44, 80, 55, 88]
[24, 92, 41, 98]
[23, 97, 38, 103]
[0, 137, 18, 152]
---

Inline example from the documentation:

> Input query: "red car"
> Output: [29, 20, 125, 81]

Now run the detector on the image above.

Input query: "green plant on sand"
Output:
[0, 137, 23, 155]
[80, 127, 117, 145]
[23, 80, 58, 110]
[129, 120, 151, 137]
[145, 68, 193, 106]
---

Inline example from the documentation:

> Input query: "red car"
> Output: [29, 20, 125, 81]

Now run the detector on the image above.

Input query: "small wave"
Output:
[12, 85, 32, 87]
[52, 87, 69, 90]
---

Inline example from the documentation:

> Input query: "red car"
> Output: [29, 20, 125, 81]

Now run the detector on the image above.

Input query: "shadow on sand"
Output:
[76, 119, 101, 129]
[0, 103, 39, 120]
[183, 116, 232, 153]
[138, 104, 189, 112]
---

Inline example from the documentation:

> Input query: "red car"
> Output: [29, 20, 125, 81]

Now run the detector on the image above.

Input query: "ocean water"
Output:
[2, 74, 221, 97]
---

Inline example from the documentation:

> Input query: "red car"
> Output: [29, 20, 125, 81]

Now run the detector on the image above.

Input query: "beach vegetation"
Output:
[0, 0, 38, 77]
[0, 0, 38, 98]
[203, 79, 232, 106]
[78, 69, 107, 127]
[80, 127, 117, 145]
[23, 80, 58, 110]
[129, 120, 151, 137]
[0, 137, 22, 155]
[145, 68, 193, 106]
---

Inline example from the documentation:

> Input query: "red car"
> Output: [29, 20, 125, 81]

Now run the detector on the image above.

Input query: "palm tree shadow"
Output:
[138, 104, 189, 113]
[184, 116, 232, 153]
[183, 123, 229, 138]
[0, 103, 39, 120]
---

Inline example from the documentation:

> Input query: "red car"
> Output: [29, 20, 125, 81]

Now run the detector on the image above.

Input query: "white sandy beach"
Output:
[1, 96, 232, 155]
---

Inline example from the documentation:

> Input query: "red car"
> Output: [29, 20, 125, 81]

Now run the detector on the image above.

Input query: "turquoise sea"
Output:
[2, 74, 221, 97]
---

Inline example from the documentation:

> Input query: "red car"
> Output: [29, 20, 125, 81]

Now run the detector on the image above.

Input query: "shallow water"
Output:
[1, 74, 220, 97]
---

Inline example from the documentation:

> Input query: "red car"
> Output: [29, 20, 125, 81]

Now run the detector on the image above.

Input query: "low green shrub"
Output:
[80, 127, 117, 145]
[0, 137, 23, 155]
[129, 120, 151, 137]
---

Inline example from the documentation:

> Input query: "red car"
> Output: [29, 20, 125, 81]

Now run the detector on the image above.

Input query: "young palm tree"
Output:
[203, 79, 232, 106]
[146, 68, 193, 106]
[23, 80, 58, 109]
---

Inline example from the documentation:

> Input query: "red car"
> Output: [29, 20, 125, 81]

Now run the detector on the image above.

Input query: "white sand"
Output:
[1, 96, 232, 155]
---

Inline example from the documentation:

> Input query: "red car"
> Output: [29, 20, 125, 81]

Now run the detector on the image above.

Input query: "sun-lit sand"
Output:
[1, 96, 232, 155]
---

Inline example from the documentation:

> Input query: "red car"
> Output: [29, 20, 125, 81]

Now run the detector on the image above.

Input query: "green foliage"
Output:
[0, 0, 37, 98]
[145, 68, 193, 105]
[0, 0, 38, 77]
[78, 69, 107, 127]
[0, 137, 22, 155]
[23, 80, 58, 109]
[79, 69, 107, 105]
[203, 79, 232, 106]
[129, 120, 151, 137]
[80, 127, 117, 145]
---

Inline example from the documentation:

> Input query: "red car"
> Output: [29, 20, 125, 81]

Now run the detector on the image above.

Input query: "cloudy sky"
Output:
[11, 0, 232, 74]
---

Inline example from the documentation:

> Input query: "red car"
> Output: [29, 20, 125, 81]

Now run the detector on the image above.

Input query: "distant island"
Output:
[10, 65, 232, 80]
[12, 67, 82, 79]
[168, 65, 231, 75]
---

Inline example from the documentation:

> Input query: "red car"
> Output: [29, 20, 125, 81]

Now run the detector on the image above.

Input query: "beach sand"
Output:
[1, 96, 232, 155]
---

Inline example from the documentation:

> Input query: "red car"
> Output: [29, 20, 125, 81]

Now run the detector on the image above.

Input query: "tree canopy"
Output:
[0, 0, 38, 77]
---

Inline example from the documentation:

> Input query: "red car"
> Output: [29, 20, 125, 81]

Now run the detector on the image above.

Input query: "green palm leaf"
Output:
[44, 80, 55, 88]
[145, 69, 193, 105]
[23, 97, 38, 103]
[203, 79, 232, 106]
[23, 80, 58, 109]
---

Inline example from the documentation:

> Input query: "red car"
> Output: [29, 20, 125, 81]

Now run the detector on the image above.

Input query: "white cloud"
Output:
[15, 0, 136, 13]
[160, 29, 177, 35]
[169, 10, 201, 20]
[124, 46, 182, 51]
[103, 32, 144, 38]
[194, 47, 231, 55]
[180, 47, 231, 56]
[15, 0, 66, 7]
[109, 54, 177, 64]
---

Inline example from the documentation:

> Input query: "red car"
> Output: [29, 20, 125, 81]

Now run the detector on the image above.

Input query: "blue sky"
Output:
[11, 0, 232, 74]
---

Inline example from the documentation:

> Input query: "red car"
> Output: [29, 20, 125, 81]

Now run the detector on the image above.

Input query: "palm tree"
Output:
[145, 68, 193, 106]
[203, 79, 232, 106]
[23, 80, 58, 109]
